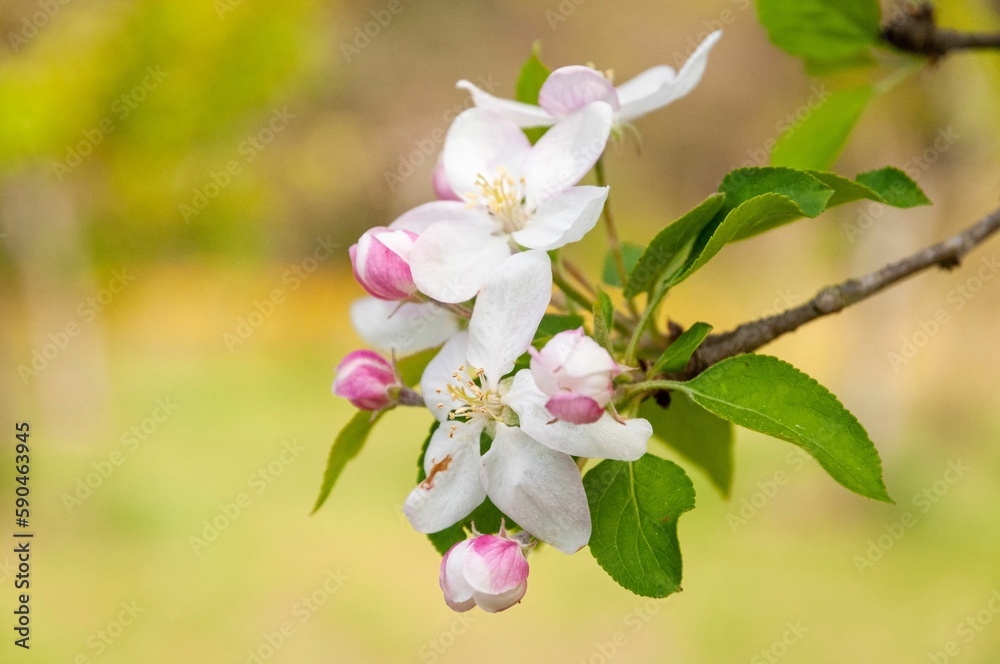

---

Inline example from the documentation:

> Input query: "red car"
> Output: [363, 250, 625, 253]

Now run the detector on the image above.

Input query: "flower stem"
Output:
[623, 284, 668, 366]
[595, 158, 639, 320]
[621, 379, 686, 403]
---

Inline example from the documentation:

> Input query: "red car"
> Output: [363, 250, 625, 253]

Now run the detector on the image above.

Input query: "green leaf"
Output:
[757, 0, 881, 72]
[640, 394, 734, 496]
[665, 193, 811, 287]
[673, 354, 892, 502]
[602, 243, 644, 288]
[719, 167, 833, 218]
[535, 313, 585, 344]
[593, 289, 614, 353]
[855, 167, 931, 208]
[653, 322, 713, 374]
[312, 410, 382, 513]
[516, 43, 550, 143]
[584, 455, 696, 598]
[396, 347, 438, 387]
[624, 193, 726, 298]
[771, 86, 875, 171]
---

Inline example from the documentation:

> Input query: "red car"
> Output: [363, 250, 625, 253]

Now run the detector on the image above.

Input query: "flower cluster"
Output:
[332, 33, 720, 612]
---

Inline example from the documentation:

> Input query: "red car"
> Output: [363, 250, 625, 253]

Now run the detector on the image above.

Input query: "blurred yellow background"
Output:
[1, 0, 999, 662]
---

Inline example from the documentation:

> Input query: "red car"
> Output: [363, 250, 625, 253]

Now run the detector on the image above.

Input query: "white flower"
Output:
[403, 251, 652, 553]
[407, 103, 613, 303]
[456, 31, 721, 128]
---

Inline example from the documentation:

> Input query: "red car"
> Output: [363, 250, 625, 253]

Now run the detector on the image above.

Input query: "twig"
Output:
[883, 3, 1000, 58]
[688, 206, 1000, 372]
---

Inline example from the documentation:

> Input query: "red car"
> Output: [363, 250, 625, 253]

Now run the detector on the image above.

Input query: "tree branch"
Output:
[883, 3, 1000, 58]
[687, 206, 1000, 373]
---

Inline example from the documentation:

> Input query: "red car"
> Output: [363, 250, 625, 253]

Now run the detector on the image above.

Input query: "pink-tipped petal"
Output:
[440, 541, 477, 611]
[544, 393, 604, 424]
[332, 350, 398, 410]
[464, 536, 529, 595]
[350, 227, 418, 301]
[538, 65, 620, 119]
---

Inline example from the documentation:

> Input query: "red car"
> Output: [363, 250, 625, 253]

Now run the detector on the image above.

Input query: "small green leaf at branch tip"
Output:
[624, 194, 726, 298]
[602, 243, 644, 288]
[653, 322, 713, 374]
[584, 455, 696, 598]
[674, 354, 893, 503]
[771, 86, 875, 172]
[312, 410, 383, 514]
[640, 394, 733, 496]
[855, 167, 931, 208]
[593, 289, 614, 353]
[719, 167, 833, 219]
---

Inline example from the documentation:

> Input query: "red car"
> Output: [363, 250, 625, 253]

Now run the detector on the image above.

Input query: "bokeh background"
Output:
[1, 0, 999, 662]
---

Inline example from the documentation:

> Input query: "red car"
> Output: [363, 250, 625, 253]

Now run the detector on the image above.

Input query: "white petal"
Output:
[513, 186, 608, 251]
[481, 423, 591, 554]
[404, 420, 487, 534]
[466, 250, 552, 386]
[538, 65, 620, 118]
[456, 80, 556, 128]
[472, 583, 527, 613]
[442, 108, 532, 196]
[522, 102, 613, 203]
[421, 332, 470, 422]
[410, 218, 512, 303]
[504, 370, 650, 461]
[617, 31, 722, 123]
[389, 201, 483, 234]
[349, 298, 460, 357]
[614, 65, 675, 111]
[441, 540, 477, 610]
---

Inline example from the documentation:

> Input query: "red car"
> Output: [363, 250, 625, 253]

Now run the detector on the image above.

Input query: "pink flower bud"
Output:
[439, 533, 529, 613]
[332, 350, 399, 411]
[349, 227, 419, 301]
[432, 158, 461, 201]
[529, 327, 621, 424]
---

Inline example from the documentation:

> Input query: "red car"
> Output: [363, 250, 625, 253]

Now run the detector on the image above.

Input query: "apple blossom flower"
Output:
[456, 31, 721, 128]
[529, 327, 622, 424]
[439, 530, 529, 613]
[349, 227, 419, 301]
[332, 350, 399, 411]
[404, 250, 652, 553]
[407, 103, 613, 303]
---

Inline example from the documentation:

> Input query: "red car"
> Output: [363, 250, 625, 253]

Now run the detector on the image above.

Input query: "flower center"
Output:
[465, 167, 532, 234]
[437, 364, 504, 435]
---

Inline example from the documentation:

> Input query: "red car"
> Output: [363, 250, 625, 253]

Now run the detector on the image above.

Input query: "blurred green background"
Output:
[1, 0, 999, 661]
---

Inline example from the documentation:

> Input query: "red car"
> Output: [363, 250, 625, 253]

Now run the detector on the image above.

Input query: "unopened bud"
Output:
[440, 531, 529, 613]
[332, 350, 399, 410]
[350, 227, 418, 301]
